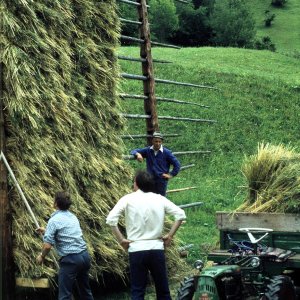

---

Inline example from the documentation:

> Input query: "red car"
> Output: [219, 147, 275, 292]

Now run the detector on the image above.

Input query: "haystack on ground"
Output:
[1, 0, 188, 289]
[237, 143, 300, 213]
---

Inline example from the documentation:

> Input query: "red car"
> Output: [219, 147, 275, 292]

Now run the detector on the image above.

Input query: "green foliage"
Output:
[171, 4, 211, 46]
[271, 0, 287, 7]
[251, 0, 299, 54]
[149, 0, 179, 42]
[210, 0, 256, 47]
[253, 36, 276, 51]
[264, 10, 276, 27]
[118, 3, 139, 39]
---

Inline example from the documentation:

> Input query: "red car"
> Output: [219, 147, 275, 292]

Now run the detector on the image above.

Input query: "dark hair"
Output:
[55, 191, 72, 210]
[134, 170, 155, 193]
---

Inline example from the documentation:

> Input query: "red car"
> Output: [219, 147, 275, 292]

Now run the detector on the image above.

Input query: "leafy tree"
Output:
[118, 3, 140, 42]
[210, 0, 256, 47]
[148, 0, 179, 42]
[171, 4, 212, 46]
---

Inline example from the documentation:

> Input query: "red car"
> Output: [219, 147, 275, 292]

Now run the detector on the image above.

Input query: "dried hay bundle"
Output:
[1, 0, 187, 286]
[237, 143, 300, 213]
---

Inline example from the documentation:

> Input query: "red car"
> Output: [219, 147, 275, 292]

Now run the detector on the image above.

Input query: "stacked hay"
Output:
[1, 0, 187, 286]
[2, 0, 131, 282]
[237, 143, 300, 213]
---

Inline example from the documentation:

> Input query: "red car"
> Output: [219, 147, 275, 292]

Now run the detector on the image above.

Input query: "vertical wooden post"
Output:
[137, 0, 159, 145]
[0, 63, 14, 300]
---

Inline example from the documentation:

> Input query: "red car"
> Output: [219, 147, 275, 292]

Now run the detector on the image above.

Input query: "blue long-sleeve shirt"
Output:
[43, 210, 87, 257]
[130, 146, 181, 180]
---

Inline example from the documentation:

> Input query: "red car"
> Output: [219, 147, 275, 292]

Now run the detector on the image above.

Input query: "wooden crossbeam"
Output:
[156, 96, 210, 108]
[118, 56, 172, 64]
[167, 186, 197, 193]
[121, 73, 147, 81]
[179, 202, 204, 209]
[119, 93, 148, 100]
[174, 150, 211, 155]
[120, 73, 218, 90]
[151, 41, 180, 49]
[118, 55, 147, 63]
[117, 0, 142, 6]
[121, 133, 180, 139]
[180, 164, 195, 170]
[155, 78, 219, 90]
[119, 93, 208, 107]
[123, 150, 210, 160]
[119, 18, 142, 25]
[121, 113, 217, 123]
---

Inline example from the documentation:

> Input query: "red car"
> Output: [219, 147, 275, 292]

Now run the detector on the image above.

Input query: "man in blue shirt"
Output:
[36, 191, 94, 300]
[130, 132, 181, 196]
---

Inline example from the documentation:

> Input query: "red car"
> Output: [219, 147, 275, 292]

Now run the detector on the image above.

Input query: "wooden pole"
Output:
[137, 0, 159, 145]
[167, 186, 197, 194]
[0, 63, 14, 300]
[179, 202, 203, 209]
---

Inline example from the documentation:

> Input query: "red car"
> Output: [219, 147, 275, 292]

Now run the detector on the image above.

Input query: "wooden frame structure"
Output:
[118, 0, 218, 147]
[118, 0, 219, 197]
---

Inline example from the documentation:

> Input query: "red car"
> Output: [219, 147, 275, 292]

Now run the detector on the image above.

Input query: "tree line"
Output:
[120, 0, 278, 51]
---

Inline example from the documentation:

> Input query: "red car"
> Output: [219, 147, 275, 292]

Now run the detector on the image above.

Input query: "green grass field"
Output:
[118, 45, 300, 263]
[251, 0, 300, 54]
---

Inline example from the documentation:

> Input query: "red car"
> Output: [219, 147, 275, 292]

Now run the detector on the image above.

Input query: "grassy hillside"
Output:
[118, 46, 300, 265]
[251, 0, 300, 54]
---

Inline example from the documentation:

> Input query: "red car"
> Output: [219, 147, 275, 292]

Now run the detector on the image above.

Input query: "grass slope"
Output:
[251, 0, 300, 54]
[119, 46, 300, 266]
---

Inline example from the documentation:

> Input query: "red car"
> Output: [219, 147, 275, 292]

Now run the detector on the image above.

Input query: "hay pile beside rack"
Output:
[2, 0, 187, 286]
[237, 143, 300, 213]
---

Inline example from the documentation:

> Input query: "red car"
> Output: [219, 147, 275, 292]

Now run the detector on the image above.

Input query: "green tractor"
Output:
[176, 213, 300, 300]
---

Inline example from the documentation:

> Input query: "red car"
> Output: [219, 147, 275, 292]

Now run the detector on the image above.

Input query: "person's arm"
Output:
[106, 197, 131, 250]
[162, 198, 186, 247]
[168, 151, 181, 177]
[36, 242, 52, 264]
[36, 220, 56, 264]
[162, 220, 183, 247]
[111, 226, 132, 251]
[130, 147, 148, 162]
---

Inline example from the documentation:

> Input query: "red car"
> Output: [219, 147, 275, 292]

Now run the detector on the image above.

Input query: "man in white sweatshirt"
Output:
[106, 170, 186, 300]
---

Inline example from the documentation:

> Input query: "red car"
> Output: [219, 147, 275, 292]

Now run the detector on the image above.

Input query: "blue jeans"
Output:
[154, 180, 168, 196]
[129, 250, 172, 300]
[58, 250, 94, 300]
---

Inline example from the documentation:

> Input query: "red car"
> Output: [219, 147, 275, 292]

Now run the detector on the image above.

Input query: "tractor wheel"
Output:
[264, 275, 296, 300]
[176, 276, 195, 300]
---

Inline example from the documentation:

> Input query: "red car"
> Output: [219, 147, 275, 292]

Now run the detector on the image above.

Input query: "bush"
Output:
[264, 10, 276, 27]
[253, 36, 276, 52]
[271, 0, 287, 7]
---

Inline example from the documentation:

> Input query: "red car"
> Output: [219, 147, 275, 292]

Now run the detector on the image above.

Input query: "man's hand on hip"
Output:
[162, 173, 172, 179]
[120, 239, 132, 251]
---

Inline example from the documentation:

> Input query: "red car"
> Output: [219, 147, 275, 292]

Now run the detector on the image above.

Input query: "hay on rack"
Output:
[2, 0, 188, 287]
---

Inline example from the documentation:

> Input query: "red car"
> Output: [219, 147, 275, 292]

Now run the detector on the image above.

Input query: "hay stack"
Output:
[1, 0, 133, 282]
[237, 143, 300, 213]
[1, 0, 187, 285]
